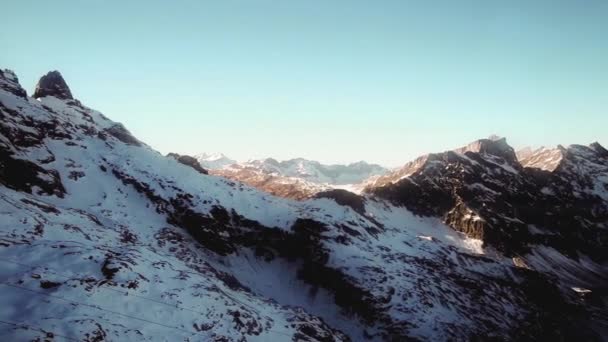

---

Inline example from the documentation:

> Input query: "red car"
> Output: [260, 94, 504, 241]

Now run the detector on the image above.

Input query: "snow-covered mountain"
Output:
[195, 152, 237, 169]
[365, 136, 607, 274]
[516, 146, 567, 171]
[200, 157, 388, 200]
[236, 158, 387, 185]
[211, 165, 330, 200]
[1, 69, 606, 341]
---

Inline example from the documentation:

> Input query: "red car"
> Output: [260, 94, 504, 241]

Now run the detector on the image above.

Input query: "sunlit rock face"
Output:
[366, 137, 608, 260]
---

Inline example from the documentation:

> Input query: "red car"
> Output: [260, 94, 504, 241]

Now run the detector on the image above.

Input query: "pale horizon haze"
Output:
[1, 0, 607, 167]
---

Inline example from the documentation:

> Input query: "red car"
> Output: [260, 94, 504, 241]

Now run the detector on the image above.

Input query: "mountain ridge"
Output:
[196, 155, 389, 200]
[0, 69, 606, 341]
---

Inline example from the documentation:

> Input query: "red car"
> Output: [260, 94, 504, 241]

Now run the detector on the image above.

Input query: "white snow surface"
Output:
[195, 152, 237, 169]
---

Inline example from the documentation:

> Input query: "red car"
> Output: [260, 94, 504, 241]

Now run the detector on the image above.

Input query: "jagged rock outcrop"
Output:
[0, 69, 27, 98]
[0, 149, 66, 197]
[454, 136, 519, 165]
[591, 141, 608, 158]
[366, 138, 608, 262]
[104, 123, 142, 146]
[33, 70, 73, 100]
[167, 153, 209, 175]
[314, 189, 367, 214]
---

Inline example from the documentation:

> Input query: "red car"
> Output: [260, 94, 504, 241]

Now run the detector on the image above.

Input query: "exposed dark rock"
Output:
[234, 218, 396, 335]
[167, 205, 235, 256]
[68, 170, 85, 180]
[590, 142, 608, 158]
[33, 70, 73, 100]
[111, 167, 235, 255]
[119, 229, 138, 244]
[111, 168, 165, 207]
[167, 153, 208, 174]
[227, 309, 264, 336]
[214, 271, 250, 292]
[314, 189, 366, 214]
[20, 198, 60, 213]
[292, 319, 351, 342]
[210, 205, 230, 222]
[0, 149, 66, 197]
[101, 257, 120, 280]
[367, 138, 608, 260]
[105, 123, 141, 146]
[40, 280, 62, 289]
[0, 69, 27, 98]
[0, 99, 75, 150]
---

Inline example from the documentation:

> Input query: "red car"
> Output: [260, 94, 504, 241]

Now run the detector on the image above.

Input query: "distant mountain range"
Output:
[195, 152, 237, 169]
[1, 68, 606, 341]
[195, 154, 389, 199]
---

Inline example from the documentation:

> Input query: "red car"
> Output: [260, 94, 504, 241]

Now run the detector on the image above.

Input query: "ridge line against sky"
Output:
[1, 0, 606, 166]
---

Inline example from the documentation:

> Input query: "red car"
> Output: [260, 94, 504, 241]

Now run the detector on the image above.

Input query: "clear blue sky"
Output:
[2, 0, 607, 166]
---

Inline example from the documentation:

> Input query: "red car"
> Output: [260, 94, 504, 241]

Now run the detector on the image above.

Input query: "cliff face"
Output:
[366, 137, 608, 263]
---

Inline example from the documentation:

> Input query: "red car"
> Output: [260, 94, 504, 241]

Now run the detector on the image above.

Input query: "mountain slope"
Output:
[366, 137, 607, 259]
[0, 69, 606, 341]
[365, 137, 608, 298]
[209, 163, 331, 200]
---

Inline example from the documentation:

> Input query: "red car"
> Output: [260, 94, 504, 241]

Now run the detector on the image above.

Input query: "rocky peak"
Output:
[0, 69, 27, 98]
[455, 136, 518, 164]
[195, 153, 237, 169]
[517, 142, 607, 173]
[33, 70, 73, 100]
[590, 141, 608, 158]
[368, 137, 518, 190]
[561, 143, 608, 164]
[1, 69, 20, 85]
[367, 136, 608, 260]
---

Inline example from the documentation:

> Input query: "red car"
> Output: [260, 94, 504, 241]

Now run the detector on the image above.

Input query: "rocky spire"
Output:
[33, 70, 73, 100]
[590, 141, 608, 158]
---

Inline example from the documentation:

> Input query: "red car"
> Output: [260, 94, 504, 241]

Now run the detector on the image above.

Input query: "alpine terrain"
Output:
[0, 69, 607, 341]
[196, 157, 388, 200]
